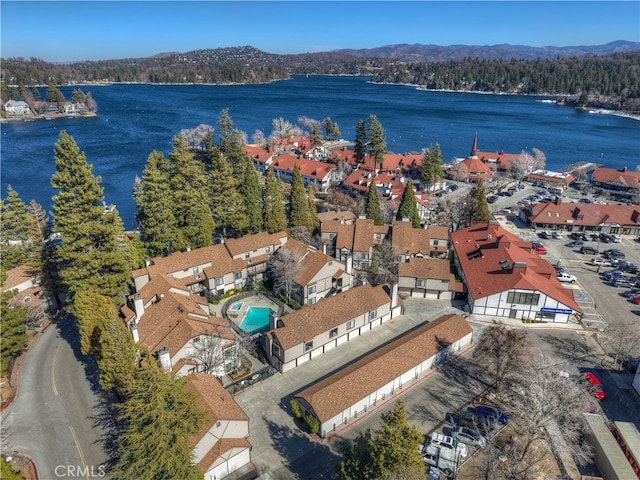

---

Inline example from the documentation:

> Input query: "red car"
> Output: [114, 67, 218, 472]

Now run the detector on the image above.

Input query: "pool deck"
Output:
[220, 294, 282, 331]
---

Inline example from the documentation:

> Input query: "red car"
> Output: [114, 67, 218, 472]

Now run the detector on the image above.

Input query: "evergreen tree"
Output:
[50, 131, 131, 303]
[367, 115, 387, 170]
[217, 109, 249, 178]
[46, 83, 65, 105]
[322, 117, 341, 140]
[309, 123, 323, 147]
[307, 185, 320, 234]
[134, 151, 183, 257]
[354, 119, 367, 164]
[113, 365, 205, 480]
[25, 200, 48, 268]
[420, 144, 444, 192]
[169, 134, 215, 249]
[263, 168, 287, 234]
[208, 145, 248, 238]
[470, 179, 492, 224]
[73, 288, 137, 392]
[0, 186, 30, 269]
[240, 160, 263, 233]
[288, 162, 312, 233]
[0, 290, 28, 377]
[396, 180, 421, 227]
[365, 181, 384, 226]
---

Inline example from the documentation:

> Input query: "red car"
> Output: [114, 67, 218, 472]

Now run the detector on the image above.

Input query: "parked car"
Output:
[451, 427, 487, 448]
[580, 246, 598, 255]
[582, 372, 606, 400]
[602, 249, 625, 259]
[421, 444, 456, 475]
[610, 278, 634, 288]
[557, 272, 577, 283]
[552, 231, 563, 239]
[539, 230, 552, 239]
[474, 406, 509, 425]
[611, 234, 622, 243]
[601, 269, 626, 280]
[531, 242, 547, 254]
[487, 195, 499, 204]
[620, 288, 640, 298]
[590, 258, 612, 267]
[632, 295, 640, 305]
[425, 432, 468, 458]
[566, 240, 584, 247]
[620, 354, 640, 373]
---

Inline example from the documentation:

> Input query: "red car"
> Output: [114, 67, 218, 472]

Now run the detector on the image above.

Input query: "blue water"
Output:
[230, 302, 243, 311]
[239, 307, 272, 335]
[2, 76, 639, 229]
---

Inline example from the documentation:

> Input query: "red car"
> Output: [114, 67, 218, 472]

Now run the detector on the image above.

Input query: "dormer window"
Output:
[193, 267, 199, 274]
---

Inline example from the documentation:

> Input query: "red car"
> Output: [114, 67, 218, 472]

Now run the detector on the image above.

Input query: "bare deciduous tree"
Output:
[509, 151, 537, 179]
[604, 315, 640, 369]
[473, 323, 528, 389]
[532, 148, 546, 170]
[267, 245, 305, 300]
[180, 124, 214, 150]
[269, 117, 302, 146]
[252, 129, 266, 145]
[449, 160, 469, 182]
[187, 324, 238, 376]
[371, 239, 398, 285]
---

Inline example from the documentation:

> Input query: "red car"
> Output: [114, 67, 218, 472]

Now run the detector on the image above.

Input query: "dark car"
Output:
[580, 246, 598, 255]
[474, 406, 509, 425]
[487, 195, 499, 204]
[566, 240, 584, 247]
[602, 249, 625, 259]
[602, 269, 626, 280]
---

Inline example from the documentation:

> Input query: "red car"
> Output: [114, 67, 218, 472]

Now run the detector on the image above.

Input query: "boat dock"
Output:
[558, 161, 603, 175]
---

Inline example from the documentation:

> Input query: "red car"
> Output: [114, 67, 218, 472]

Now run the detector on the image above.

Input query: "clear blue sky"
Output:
[2, 1, 639, 63]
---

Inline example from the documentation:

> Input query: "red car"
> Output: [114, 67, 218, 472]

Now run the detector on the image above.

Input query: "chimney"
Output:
[391, 283, 399, 310]
[144, 257, 151, 267]
[129, 320, 139, 343]
[269, 310, 279, 331]
[513, 261, 527, 273]
[621, 167, 627, 172]
[133, 293, 145, 319]
[322, 243, 327, 255]
[340, 216, 345, 225]
[346, 255, 353, 276]
[158, 346, 171, 372]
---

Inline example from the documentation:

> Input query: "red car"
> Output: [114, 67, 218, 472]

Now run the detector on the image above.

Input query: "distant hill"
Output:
[334, 40, 640, 61]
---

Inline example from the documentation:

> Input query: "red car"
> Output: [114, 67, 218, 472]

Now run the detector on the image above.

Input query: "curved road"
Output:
[1, 314, 113, 479]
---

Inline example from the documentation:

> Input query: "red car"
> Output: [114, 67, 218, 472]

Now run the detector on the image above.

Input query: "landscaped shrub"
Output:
[304, 414, 320, 434]
[290, 398, 302, 419]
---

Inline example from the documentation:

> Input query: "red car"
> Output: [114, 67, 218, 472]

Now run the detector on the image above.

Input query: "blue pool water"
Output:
[231, 302, 243, 311]
[239, 307, 273, 334]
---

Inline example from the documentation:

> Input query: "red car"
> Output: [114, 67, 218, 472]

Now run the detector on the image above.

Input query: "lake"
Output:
[2, 75, 639, 229]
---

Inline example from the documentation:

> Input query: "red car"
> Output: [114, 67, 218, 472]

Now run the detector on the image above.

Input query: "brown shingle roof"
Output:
[270, 284, 392, 350]
[296, 314, 472, 423]
[398, 257, 450, 280]
[224, 231, 287, 257]
[1, 265, 36, 292]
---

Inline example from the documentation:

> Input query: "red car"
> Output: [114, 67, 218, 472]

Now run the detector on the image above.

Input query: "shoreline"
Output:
[0, 112, 97, 123]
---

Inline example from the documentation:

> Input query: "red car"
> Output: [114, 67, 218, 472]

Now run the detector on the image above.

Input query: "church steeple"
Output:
[470, 133, 478, 158]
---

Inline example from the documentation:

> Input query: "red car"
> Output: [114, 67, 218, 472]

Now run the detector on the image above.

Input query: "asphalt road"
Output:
[1, 314, 113, 480]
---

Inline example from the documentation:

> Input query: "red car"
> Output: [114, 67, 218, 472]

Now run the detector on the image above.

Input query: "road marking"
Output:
[51, 345, 60, 396]
[69, 425, 89, 480]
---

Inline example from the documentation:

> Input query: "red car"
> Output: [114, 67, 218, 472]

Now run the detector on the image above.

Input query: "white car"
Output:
[557, 272, 577, 283]
[591, 258, 612, 267]
[425, 432, 468, 458]
[451, 427, 487, 448]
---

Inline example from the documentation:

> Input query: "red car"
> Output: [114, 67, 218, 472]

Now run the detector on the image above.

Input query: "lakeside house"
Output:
[590, 166, 640, 201]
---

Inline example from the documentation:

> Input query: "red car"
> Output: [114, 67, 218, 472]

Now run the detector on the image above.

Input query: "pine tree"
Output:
[307, 185, 320, 234]
[396, 180, 421, 227]
[367, 115, 387, 170]
[309, 123, 323, 147]
[208, 145, 248, 238]
[50, 131, 131, 303]
[169, 134, 215, 249]
[420, 144, 444, 192]
[217, 109, 249, 178]
[470, 179, 492, 225]
[0, 290, 28, 377]
[365, 181, 384, 226]
[240, 160, 263, 233]
[134, 150, 183, 257]
[0, 186, 30, 269]
[288, 162, 312, 233]
[354, 119, 367, 164]
[113, 365, 205, 480]
[26, 200, 48, 268]
[263, 168, 287, 234]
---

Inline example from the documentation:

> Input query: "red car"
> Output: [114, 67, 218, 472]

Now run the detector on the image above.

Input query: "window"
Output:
[234, 272, 242, 280]
[309, 297, 316, 305]
[304, 341, 313, 351]
[360, 252, 369, 260]
[416, 279, 425, 287]
[308, 285, 316, 295]
[272, 343, 281, 357]
[192, 266, 199, 274]
[193, 336, 200, 343]
[346, 319, 355, 330]
[369, 310, 377, 320]
[329, 328, 338, 338]
[329, 233, 335, 239]
[215, 277, 224, 286]
[506, 292, 540, 305]
[245, 253, 250, 259]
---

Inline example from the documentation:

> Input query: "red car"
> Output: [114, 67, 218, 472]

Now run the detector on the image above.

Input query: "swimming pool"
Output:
[239, 307, 273, 334]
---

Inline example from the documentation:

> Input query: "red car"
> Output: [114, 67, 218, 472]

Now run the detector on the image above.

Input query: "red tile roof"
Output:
[296, 314, 472, 423]
[592, 166, 640, 189]
[451, 223, 581, 313]
[523, 200, 640, 228]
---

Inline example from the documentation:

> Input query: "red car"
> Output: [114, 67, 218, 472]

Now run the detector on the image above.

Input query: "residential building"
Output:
[451, 222, 581, 322]
[397, 257, 458, 299]
[273, 239, 352, 306]
[321, 217, 388, 269]
[262, 283, 402, 373]
[391, 220, 449, 260]
[3, 100, 32, 116]
[294, 314, 473, 437]
[269, 155, 336, 191]
[519, 198, 640, 236]
[245, 144, 276, 174]
[185, 373, 252, 480]
[317, 210, 356, 226]
[525, 169, 576, 190]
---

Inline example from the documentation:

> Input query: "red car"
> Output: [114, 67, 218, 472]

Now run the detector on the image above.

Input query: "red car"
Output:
[583, 372, 606, 400]
[531, 242, 547, 255]
[632, 296, 640, 305]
